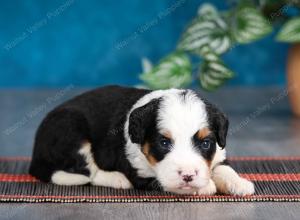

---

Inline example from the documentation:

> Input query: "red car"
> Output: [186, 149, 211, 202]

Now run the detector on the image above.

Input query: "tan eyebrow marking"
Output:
[197, 127, 211, 139]
[163, 131, 173, 140]
[142, 142, 157, 166]
[196, 128, 215, 168]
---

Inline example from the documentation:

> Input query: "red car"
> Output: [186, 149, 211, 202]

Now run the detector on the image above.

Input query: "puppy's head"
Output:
[128, 90, 228, 192]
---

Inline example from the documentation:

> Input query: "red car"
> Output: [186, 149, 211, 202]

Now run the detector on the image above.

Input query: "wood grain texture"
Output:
[1, 203, 300, 220]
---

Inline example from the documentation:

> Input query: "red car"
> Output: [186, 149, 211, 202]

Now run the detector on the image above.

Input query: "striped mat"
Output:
[0, 156, 300, 203]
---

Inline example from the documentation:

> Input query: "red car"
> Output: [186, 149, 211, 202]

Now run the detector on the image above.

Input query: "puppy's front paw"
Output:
[228, 177, 255, 196]
[111, 172, 133, 189]
[212, 165, 255, 196]
[92, 171, 132, 189]
[197, 179, 217, 195]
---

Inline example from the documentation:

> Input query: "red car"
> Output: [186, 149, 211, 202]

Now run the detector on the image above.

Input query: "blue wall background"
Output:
[0, 0, 289, 88]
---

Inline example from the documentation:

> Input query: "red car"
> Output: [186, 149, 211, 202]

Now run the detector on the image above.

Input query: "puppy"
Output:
[29, 85, 254, 195]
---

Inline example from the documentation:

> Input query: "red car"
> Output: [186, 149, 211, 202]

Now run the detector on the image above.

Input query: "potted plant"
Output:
[139, 1, 300, 116]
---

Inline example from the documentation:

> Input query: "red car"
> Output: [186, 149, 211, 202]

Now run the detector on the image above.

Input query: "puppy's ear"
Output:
[128, 99, 160, 144]
[205, 102, 229, 148]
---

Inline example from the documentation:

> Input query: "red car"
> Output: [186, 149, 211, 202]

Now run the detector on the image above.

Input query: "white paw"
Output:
[110, 172, 133, 189]
[197, 179, 217, 195]
[92, 171, 132, 189]
[227, 178, 255, 196]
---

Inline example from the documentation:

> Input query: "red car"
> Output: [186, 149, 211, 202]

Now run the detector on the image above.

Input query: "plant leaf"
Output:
[197, 46, 219, 62]
[199, 47, 234, 91]
[232, 7, 272, 44]
[178, 4, 231, 55]
[276, 17, 300, 42]
[141, 57, 153, 73]
[140, 52, 192, 89]
[197, 3, 218, 18]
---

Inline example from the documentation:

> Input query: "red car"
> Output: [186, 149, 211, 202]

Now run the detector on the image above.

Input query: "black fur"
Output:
[192, 133, 217, 161]
[204, 101, 229, 149]
[29, 85, 160, 189]
[128, 98, 160, 144]
[129, 98, 172, 162]
[144, 125, 173, 163]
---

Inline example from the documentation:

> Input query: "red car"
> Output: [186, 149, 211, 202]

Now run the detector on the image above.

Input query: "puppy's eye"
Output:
[160, 138, 172, 148]
[200, 140, 211, 150]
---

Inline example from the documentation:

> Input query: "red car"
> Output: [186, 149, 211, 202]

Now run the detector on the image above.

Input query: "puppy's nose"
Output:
[178, 169, 199, 183]
[182, 174, 194, 183]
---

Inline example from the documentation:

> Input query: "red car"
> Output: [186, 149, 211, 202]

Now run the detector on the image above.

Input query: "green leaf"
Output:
[199, 48, 234, 91]
[178, 4, 231, 55]
[139, 52, 192, 89]
[276, 17, 300, 43]
[232, 7, 272, 44]
[141, 57, 153, 73]
[197, 46, 220, 62]
[197, 3, 218, 18]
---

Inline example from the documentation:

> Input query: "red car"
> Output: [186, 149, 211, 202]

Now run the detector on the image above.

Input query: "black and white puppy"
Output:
[29, 85, 254, 195]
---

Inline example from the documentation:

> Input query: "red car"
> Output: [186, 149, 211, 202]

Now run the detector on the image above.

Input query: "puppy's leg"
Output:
[197, 179, 217, 195]
[212, 164, 255, 196]
[91, 170, 132, 189]
[51, 171, 90, 185]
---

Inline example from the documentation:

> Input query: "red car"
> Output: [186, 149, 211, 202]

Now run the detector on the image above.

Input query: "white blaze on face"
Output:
[153, 91, 211, 190]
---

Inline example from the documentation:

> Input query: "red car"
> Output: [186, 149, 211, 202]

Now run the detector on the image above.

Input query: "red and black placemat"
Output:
[0, 156, 300, 202]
